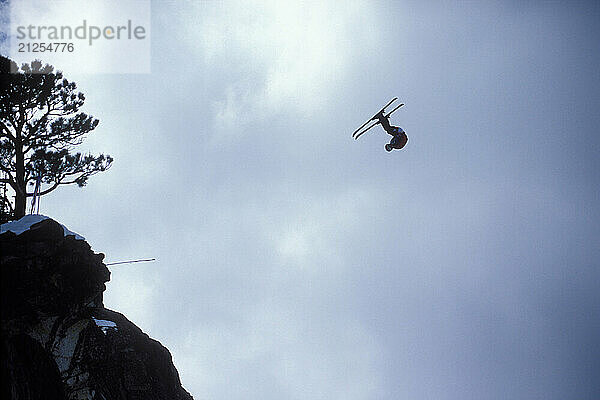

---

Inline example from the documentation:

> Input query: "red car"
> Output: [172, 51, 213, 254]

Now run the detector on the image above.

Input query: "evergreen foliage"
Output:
[0, 56, 112, 219]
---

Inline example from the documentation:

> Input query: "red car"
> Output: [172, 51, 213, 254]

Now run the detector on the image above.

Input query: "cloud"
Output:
[178, 0, 377, 129]
[103, 266, 158, 331]
[171, 283, 383, 399]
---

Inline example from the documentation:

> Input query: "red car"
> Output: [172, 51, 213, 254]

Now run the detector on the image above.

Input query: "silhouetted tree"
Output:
[0, 56, 112, 219]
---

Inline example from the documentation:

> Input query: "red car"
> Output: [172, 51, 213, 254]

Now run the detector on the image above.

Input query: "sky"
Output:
[2, 1, 600, 399]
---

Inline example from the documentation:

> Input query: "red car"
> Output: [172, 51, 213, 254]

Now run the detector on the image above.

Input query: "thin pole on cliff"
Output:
[105, 258, 156, 266]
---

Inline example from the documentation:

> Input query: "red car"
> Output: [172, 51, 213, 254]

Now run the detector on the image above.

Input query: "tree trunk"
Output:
[14, 129, 26, 219]
[14, 190, 26, 218]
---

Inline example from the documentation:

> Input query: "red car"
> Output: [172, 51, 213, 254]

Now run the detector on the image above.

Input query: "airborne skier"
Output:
[352, 97, 408, 152]
[372, 109, 408, 152]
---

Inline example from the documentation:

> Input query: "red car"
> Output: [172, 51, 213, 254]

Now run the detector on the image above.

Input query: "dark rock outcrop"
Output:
[1, 334, 66, 400]
[1, 217, 193, 400]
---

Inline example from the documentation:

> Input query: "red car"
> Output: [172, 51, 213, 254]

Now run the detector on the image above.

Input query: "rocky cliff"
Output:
[0, 216, 193, 400]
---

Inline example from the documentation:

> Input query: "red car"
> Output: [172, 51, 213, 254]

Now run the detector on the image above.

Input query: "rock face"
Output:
[0, 217, 193, 400]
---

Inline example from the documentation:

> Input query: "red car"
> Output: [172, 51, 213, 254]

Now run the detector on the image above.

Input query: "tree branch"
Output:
[27, 100, 54, 139]
[0, 121, 16, 142]
[29, 180, 59, 196]
[1, 174, 19, 192]
[0, 163, 13, 175]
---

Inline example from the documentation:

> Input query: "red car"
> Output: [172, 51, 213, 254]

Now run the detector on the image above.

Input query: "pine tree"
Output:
[0, 56, 113, 219]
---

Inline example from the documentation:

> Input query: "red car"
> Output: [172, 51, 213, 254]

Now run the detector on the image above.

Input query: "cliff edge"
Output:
[0, 216, 193, 400]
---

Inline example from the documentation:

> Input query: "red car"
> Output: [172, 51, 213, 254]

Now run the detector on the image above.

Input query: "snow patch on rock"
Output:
[0, 214, 85, 240]
[93, 318, 118, 334]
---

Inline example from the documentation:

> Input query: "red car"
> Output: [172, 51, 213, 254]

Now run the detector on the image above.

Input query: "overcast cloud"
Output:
[3, 1, 599, 399]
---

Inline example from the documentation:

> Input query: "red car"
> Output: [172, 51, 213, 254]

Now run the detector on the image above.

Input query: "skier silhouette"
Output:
[372, 110, 408, 152]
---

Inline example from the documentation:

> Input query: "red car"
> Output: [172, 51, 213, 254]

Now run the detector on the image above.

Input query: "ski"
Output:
[385, 103, 404, 118]
[352, 97, 397, 139]
[353, 120, 379, 140]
